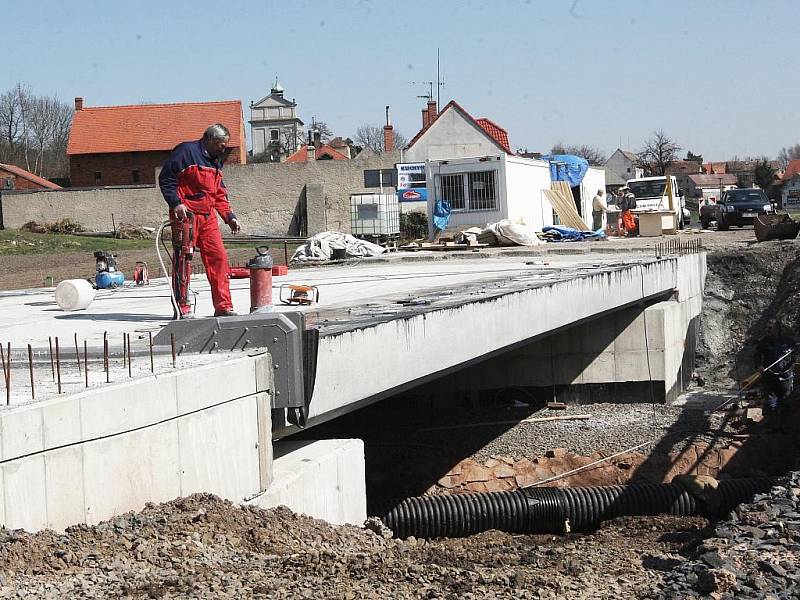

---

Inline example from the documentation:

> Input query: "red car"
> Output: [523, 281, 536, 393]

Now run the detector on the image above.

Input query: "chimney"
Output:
[306, 131, 315, 161]
[427, 100, 438, 124]
[74, 97, 84, 111]
[422, 108, 429, 128]
[313, 130, 321, 148]
[383, 106, 394, 153]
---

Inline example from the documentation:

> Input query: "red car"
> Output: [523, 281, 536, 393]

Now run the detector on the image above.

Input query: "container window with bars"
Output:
[436, 170, 497, 211]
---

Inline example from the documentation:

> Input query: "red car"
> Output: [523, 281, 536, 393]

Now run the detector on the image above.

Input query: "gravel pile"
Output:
[656, 472, 800, 599]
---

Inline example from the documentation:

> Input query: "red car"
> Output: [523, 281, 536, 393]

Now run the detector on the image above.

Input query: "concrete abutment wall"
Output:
[0, 353, 366, 532]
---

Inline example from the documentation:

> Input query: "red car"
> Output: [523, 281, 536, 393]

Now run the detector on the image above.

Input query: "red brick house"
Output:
[67, 98, 246, 187]
[0, 163, 62, 190]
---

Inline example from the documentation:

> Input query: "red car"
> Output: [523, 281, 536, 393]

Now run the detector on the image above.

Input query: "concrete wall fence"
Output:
[0, 150, 400, 236]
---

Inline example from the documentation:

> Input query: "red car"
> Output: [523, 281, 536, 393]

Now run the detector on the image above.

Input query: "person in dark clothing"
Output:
[754, 319, 797, 413]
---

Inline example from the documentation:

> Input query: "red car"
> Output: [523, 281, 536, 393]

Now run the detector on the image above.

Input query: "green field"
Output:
[0, 229, 155, 256]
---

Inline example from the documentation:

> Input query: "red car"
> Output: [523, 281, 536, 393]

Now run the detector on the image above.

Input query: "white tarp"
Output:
[292, 231, 386, 261]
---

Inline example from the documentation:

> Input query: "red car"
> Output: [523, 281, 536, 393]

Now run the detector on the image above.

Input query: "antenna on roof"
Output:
[410, 49, 446, 104]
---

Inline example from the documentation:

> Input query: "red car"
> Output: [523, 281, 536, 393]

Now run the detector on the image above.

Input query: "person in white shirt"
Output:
[591, 189, 608, 231]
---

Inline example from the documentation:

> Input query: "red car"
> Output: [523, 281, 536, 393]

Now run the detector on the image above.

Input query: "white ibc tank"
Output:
[55, 279, 96, 311]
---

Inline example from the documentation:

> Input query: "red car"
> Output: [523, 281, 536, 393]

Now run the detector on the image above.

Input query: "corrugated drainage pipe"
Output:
[372, 478, 778, 539]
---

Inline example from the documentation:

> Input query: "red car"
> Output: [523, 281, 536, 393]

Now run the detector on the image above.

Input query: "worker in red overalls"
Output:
[159, 124, 242, 318]
[618, 187, 638, 237]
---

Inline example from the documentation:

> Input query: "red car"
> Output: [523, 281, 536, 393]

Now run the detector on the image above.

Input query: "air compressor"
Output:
[94, 251, 125, 288]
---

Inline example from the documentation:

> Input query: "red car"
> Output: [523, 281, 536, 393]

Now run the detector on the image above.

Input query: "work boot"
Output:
[214, 309, 237, 317]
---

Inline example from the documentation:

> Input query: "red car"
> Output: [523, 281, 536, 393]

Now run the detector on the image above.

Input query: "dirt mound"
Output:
[697, 240, 800, 386]
[0, 493, 709, 598]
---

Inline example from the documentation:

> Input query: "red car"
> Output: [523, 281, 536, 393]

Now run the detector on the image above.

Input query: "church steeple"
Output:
[271, 75, 284, 97]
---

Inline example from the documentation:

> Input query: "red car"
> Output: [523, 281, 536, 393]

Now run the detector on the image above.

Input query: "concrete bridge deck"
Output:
[0, 250, 706, 532]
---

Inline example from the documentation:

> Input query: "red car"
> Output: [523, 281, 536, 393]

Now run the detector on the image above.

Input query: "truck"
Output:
[624, 175, 691, 229]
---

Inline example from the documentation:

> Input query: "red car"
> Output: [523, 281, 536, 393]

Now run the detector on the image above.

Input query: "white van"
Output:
[625, 175, 691, 228]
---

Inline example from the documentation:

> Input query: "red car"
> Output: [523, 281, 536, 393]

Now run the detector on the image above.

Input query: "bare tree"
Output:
[778, 144, 800, 170]
[28, 95, 72, 177]
[637, 130, 681, 176]
[354, 124, 407, 153]
[549, 142, 606, 166]
[0, 83, 72, 178]
[0, 88, 24, 164]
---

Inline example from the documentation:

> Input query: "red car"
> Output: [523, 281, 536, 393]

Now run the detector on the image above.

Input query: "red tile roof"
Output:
[0, 163, 61, 189]
[67, 100, 244, 155]
[406, 100, 514, 155]
[285, 144, 350, 163]
[783, 159, 800, 181]
[475, 118, 512, 155]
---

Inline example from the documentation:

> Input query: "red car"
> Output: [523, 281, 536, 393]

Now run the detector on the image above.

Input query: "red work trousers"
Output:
[171, 212, 232, 315]
[622, 210, 636, 234]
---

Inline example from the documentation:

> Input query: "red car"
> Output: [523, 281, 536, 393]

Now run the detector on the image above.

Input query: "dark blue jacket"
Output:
[159, 140, 235, 222]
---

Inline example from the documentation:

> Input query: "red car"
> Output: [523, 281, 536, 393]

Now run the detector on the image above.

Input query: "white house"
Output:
[604, 149, 642, 187]
[249, 81, 305, 161]
[403, 100, 514, 163]
[402, 100, 514, 214]
[782, 173, 800, 209]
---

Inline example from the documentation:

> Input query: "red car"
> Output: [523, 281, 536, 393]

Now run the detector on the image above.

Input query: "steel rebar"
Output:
[127, 333, 132, 378]
[171, 333, 176, 368]
[27, 344, 34, 401]
[55, 337, 62, 394]
[48, 336, 55, 380]
[84, 340, 88, 388]
[1, 343, 9, 406]
[5, 343, 10, 405]
[74, 332, 81, 371]
[148, 331, 154, 373]
[104, 337, 110, 383]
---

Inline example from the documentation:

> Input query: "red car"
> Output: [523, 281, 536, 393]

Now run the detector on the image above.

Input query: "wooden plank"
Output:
[543, 189, 590, 231]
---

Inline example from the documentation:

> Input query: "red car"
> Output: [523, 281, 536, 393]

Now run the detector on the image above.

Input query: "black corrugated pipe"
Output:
[372, 477, 779, 539]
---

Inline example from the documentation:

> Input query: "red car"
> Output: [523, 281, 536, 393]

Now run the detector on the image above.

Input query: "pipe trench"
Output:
[372, 477, 778, 539]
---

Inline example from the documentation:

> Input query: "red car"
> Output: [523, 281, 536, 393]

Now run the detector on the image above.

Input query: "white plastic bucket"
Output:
[55, 279, 96, 311]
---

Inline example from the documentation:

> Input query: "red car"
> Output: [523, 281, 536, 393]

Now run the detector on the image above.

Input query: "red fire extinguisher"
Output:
[247, 246, 273, 313]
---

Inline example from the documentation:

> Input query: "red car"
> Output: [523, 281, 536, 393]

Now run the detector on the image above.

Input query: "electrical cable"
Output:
[155, 220, 182, 318]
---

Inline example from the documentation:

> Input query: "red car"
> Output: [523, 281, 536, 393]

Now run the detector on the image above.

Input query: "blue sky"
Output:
[3, 0, 796, 160]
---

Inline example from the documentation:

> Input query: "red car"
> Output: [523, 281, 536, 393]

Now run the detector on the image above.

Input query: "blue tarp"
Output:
[433, 199, 451, 231]
[542, 225, 606, 242]
[539, 154, 589, 187]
